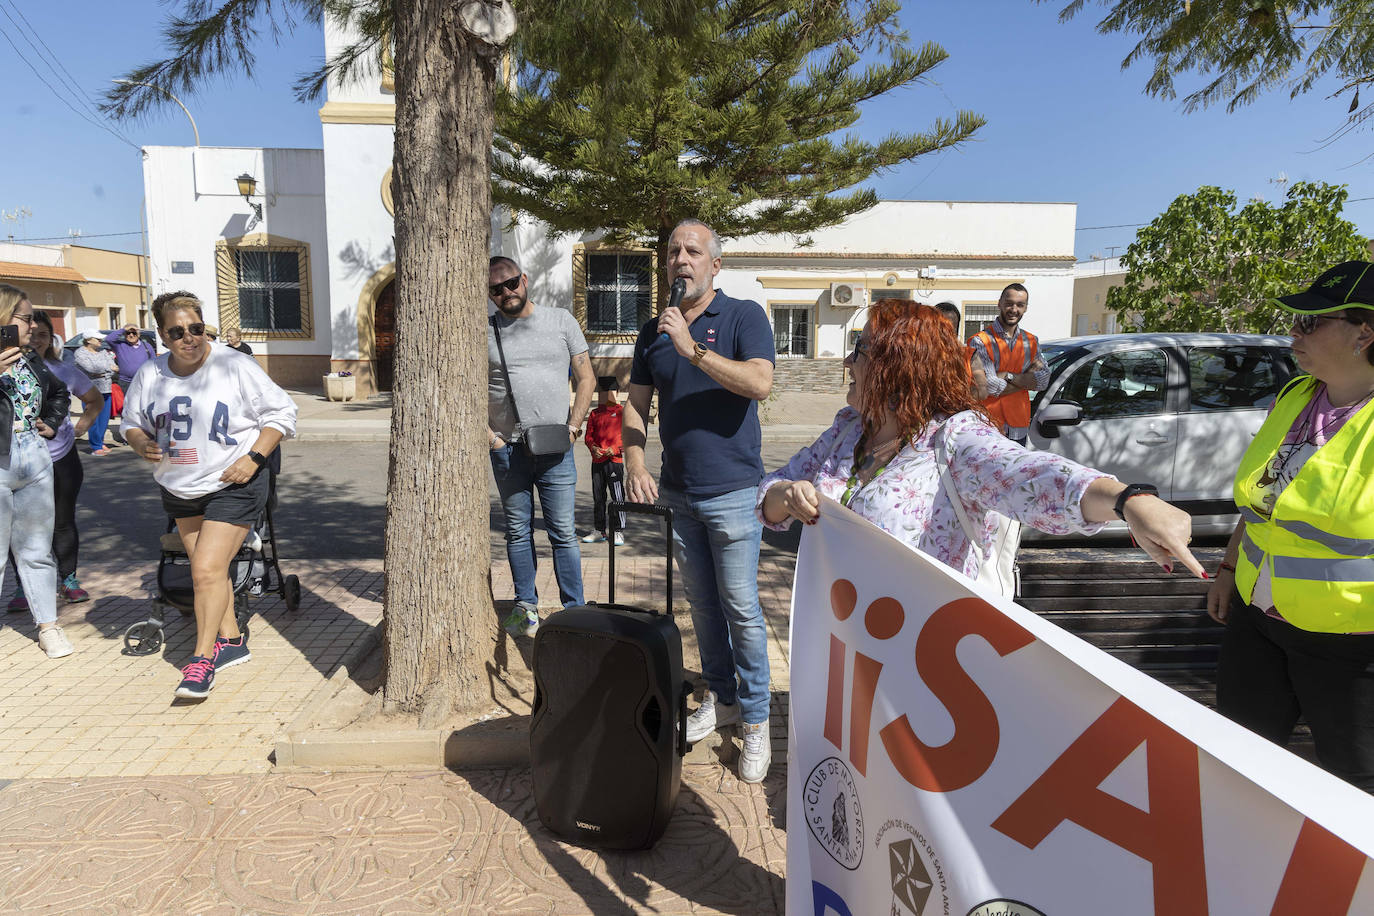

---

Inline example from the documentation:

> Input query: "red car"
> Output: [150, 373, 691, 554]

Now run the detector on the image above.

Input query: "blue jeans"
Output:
[0, 433, 56, 626]
[88, 393, 111, 452]
[658, 486, 770, 725]
[489, 444, 584, 608]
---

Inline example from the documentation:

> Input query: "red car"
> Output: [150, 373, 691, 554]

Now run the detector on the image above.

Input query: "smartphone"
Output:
[0, 325, 18, 350]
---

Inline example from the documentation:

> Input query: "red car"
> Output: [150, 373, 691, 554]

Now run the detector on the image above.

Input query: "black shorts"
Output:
[160, 469, 270, 527]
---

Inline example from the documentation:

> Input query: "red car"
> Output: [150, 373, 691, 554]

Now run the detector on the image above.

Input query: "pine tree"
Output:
[494, 0, 984, 306]
[1044, 0, 1374, 141]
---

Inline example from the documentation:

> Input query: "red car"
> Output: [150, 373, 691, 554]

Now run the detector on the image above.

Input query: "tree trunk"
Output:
[384, 0, 499, 715]
[654, 225, 672, 313]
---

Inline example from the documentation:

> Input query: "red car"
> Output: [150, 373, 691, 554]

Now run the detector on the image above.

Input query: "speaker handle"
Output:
[607, 501, 673, 614]
[677, 679, 691, 757]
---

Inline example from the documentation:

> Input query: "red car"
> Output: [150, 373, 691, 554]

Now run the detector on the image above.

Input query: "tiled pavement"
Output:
[0, 554, 792, 914]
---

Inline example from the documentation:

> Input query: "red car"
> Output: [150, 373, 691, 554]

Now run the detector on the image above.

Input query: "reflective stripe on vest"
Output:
[975, 329, 1037, 430]
[1231, 376, 1374, 633]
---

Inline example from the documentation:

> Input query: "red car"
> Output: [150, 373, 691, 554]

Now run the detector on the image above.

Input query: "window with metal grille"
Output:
[234, 249, 303, 332]
[586, 253, 652, 333]
[964, 303, 998, 340]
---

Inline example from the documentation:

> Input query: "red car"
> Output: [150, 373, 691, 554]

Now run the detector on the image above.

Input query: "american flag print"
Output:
[168, 447, 199, 465]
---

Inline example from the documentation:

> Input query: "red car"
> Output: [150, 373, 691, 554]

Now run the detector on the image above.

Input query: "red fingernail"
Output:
[1163, 564, 1173, 574]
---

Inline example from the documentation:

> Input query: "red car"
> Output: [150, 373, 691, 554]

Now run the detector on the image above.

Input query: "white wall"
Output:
[142, 146, 330, 356]
[0, 243, 63, 266]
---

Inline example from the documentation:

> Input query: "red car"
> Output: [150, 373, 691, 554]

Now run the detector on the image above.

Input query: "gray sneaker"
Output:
[38, 626, 73, 659]
[740, 720, 771, 783]
[685, 689, 741, 743]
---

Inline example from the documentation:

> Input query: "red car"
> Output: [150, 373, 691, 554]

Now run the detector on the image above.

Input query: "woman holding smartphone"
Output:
[123, 292, 297, 700]
[0, 285, 73, 658]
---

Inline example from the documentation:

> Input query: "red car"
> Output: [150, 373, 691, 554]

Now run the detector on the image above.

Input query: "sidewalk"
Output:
[0, 553, 792, 914]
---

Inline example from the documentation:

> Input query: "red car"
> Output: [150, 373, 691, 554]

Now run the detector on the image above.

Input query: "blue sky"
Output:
[1, 0, 1371, 261]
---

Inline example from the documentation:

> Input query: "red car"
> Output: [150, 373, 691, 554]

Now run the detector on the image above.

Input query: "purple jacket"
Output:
[104, 329, 156, 385]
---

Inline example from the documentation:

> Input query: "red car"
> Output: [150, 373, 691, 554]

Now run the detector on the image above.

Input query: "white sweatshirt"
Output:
[123, 347, 298, 498]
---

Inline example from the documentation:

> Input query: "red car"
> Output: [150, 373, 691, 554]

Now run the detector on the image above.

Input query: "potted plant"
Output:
[323, 370, 355, 402]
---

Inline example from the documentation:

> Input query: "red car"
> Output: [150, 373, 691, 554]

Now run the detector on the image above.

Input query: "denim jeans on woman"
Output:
[489, 444, 584, 608]
[657, 486, 770, 726]
[87, 392, 111, 452]
[0, 432, 57, 626]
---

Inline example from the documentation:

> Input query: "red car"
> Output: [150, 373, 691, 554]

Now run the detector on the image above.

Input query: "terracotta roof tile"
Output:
[0, 262, 86, 284]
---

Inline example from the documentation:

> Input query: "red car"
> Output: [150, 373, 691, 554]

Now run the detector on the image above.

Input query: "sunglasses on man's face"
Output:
[1291, 313, 1362, 335]
[165, 323, 205, 342]
[489, 275, 522, 297]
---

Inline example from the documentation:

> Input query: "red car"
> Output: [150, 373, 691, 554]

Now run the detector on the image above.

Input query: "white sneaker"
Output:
[740, 720, 771, 783]
[580, 532, 605, 543]
[38, 626, 73, 659]
[612, 532, 625, 546]
[685, 690, 741, 743]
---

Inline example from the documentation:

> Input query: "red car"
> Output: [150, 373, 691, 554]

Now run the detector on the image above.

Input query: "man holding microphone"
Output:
[622, 218, 777, 783]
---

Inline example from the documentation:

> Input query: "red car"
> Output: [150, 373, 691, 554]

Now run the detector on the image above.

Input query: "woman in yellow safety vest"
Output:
[1206, 260, 1374, 792]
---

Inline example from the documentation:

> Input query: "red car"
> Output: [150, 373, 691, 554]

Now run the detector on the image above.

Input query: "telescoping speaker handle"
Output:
[607, 501, 673, 614]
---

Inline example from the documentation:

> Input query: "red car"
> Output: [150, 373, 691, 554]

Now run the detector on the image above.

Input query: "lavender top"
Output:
[756, 407, 1112, 577]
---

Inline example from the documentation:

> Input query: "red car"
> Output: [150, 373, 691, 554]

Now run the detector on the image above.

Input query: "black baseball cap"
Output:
[1272, 261, 1374, 315]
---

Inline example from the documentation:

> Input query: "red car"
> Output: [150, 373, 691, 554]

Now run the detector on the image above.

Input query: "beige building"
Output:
[0, 243, 149, 339]
[1071, 255, 1125, 336]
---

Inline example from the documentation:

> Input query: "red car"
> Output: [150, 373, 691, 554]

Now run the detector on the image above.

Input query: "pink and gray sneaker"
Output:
[213, 634, 251, 670]
[175, 656, 216, 700]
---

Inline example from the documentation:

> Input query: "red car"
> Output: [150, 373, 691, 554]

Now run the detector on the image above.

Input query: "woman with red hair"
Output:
[758, 301, 1203, 578]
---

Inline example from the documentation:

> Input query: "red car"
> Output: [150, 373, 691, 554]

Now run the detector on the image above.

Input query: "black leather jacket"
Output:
[0, 350, 70, 469]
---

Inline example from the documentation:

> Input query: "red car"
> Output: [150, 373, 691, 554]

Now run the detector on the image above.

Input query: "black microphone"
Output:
[659, 277, 687, 341]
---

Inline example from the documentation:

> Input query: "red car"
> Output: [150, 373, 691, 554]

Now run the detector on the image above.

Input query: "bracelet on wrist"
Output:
[1218, 561, 1236, 573]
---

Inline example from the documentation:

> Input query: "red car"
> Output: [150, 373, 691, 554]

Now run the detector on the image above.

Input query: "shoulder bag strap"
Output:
[932, 421, 984, 563]
[489, 314, 523, 432]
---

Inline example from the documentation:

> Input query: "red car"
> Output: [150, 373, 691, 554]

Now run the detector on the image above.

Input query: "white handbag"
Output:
[934, 430, 1022, 599]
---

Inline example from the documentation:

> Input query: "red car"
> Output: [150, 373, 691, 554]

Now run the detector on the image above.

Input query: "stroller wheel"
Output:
[122, 622, 164, 657]
[284, 575, 301, 612]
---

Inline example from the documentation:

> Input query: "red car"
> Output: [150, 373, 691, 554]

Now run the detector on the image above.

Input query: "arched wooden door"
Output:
[374, 279, 396, 392]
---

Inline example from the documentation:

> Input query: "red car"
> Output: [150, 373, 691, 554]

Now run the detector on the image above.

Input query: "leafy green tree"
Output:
[1107, 181, 1369, 333]
[105, 0, 517, 719]
[1044, 1, 1374, 139]
[495, 0, 984, 305]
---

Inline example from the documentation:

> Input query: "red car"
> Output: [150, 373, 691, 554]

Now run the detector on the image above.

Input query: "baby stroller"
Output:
[122, 456, 301, 656]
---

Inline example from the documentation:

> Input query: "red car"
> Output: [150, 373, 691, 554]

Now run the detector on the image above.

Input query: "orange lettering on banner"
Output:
[824, 634, 846, 750]
[878, 597, 1035, 792]
[991, 698, 1207, 916]
[849, 652, 883, 776]
[1270, 818, 1367, 915]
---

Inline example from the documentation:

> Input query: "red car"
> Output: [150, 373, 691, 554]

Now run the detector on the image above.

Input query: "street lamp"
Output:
[111, 79, 200, 146]
[236, 173, 264, 222]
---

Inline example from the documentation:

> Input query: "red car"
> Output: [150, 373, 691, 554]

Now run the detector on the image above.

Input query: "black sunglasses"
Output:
[489, 275, 522, 297]
[165, 323, 205, 341]
[1291, 313, 1364, 335]
[849, 338, 868, 361]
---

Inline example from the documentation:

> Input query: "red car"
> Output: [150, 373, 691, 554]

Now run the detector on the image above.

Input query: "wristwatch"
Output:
[569, 424, 583, 438]
[691, 342, 709, 365]
[247, 450, 268, 468]
[1113, 483, 1159, 520]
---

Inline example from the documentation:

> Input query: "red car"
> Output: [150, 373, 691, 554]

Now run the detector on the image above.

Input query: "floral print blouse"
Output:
[755, 407, 1112, 578]
[0, 359, 42, 435]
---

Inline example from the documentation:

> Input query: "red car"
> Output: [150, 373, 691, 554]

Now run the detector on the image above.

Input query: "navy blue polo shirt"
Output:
[630, 291, 776, 497]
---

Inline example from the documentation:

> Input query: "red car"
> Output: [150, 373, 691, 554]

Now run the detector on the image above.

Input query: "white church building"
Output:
[140, 26, 1079, 397]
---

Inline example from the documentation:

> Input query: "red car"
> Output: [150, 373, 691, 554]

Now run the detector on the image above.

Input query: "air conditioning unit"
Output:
[829, 282, 865, 308]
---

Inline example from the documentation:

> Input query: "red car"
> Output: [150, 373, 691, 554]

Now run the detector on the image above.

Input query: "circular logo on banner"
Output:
[875, 818, 949, 916]
[804, 756, 864, 870]
[967, 901, 1047, 916]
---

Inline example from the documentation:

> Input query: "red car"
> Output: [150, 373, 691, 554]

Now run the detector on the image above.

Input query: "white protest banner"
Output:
[787, 497, 1374, 916]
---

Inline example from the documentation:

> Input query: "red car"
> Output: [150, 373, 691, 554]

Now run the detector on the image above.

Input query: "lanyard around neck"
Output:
[841, 434, 908, 507]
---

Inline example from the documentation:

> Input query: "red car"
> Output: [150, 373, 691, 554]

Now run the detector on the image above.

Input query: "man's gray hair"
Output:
[672, 219, 723, 259]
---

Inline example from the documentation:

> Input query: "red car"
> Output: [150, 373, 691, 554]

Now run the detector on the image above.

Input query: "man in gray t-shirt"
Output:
[487, 256, 596, 636]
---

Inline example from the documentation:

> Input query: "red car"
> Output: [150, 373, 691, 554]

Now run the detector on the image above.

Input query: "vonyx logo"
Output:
[804, 756, 863, 869]
[574, 820, 601, 832]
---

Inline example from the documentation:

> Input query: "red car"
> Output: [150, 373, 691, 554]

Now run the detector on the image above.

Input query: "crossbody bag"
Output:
[490, 315, 573, 457]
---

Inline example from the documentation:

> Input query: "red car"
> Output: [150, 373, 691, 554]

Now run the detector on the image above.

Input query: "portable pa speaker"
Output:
[530, 502, 689, 850]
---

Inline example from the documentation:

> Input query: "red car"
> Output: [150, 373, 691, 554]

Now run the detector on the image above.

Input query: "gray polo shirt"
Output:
[487, 304, 589, 439]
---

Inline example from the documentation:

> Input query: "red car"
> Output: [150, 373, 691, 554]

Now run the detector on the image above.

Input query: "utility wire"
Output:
[0, 20, 138, 151]
[0, 0, 108, 119]
[2, 231, 143, 243]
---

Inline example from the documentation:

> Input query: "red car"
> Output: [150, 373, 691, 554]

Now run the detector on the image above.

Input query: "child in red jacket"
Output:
[582, 376, 627, 545]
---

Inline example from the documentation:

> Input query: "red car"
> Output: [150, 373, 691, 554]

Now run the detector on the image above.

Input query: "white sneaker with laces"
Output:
[740, 720, 771, 783]
[612, 532, 625, 546]
[38, 626, 73, 659]
[580, 532, 606, 543]
[685, 690, 741, 743]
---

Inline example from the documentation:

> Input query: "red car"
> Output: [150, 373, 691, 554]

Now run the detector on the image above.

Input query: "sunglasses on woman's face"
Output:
[165, 323, 206, 341]
[488, 275, 521, 297]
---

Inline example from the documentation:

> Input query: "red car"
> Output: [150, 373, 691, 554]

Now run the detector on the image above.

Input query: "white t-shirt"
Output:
[122, 346, 297, 497]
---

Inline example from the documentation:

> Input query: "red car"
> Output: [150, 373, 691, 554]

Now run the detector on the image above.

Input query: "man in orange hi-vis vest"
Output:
[968, 283, 1048, 446]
